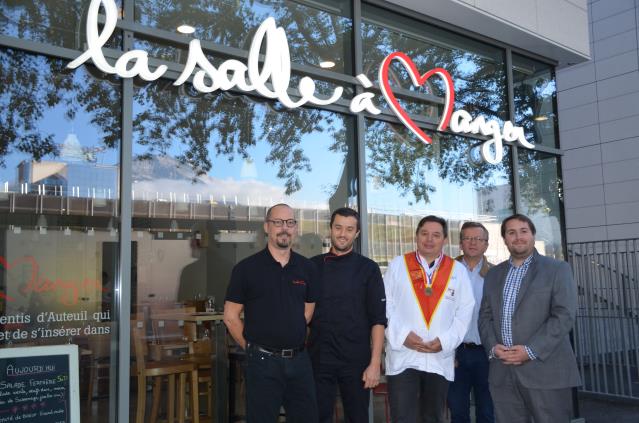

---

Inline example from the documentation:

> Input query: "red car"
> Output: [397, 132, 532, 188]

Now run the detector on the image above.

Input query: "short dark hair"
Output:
[265, 203, 292, 220]
[500, 214, 536, 237]
[330, 207, 360, 231]
[460, 221, 489, 242]
[416, 215, 448, 238]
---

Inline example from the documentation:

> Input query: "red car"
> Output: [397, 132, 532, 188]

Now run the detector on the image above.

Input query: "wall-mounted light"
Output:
[177, 25, 195, 34]
[37, 214, 47, 235]
[107, 217, 117, 237]
[319, 61, 335, 69]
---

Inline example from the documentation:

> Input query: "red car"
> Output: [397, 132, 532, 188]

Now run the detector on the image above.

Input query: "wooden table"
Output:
[151, 312, 230, 423]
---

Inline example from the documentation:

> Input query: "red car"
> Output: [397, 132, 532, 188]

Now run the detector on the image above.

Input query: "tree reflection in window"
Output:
[0, 48, 120, 172]
[513, 54, 558, 148]
[133, 81, 347, 196]
[362, 4, 508, 122]
[365, 120, 512, 206]
[135, 0, 352, 73]
[1, 0, 122, 49]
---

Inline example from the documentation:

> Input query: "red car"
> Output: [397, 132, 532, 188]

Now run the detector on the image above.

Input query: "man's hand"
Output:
[492, 344, 510, 360]
[403, 331, 425, 351]
[362, 363, 381, 389]
[422, 337, 442, 353]
[500, 345, 531, 365]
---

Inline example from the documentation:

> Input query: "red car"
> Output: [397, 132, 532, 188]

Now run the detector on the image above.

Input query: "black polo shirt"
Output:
[308, 251, 387, 365]
[225, 248, 319, 349]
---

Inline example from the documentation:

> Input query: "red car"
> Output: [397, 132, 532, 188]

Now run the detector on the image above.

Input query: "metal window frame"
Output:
[0, 1, 569, 421]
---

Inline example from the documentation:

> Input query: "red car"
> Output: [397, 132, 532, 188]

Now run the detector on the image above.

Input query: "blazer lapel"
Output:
[494, 263, 509, 332]
[514, 253, 538, 311]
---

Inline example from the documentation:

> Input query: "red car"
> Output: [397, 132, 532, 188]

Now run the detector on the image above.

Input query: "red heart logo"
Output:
[378, 52, 455, 145]
[0, 256, 39, 302]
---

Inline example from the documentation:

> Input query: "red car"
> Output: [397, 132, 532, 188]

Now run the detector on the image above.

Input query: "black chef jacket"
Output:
[308, 251, 387, 365]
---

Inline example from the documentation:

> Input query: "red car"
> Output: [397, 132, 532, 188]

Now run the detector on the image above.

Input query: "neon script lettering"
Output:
[0, 256, 106, 306]
[69, 0, 534, 163]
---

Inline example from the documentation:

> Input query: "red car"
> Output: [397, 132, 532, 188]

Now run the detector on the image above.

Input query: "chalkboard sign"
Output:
[0, 345, 79, 423]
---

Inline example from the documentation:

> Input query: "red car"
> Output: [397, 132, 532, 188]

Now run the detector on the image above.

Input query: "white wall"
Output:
[385, 0, 590, 66]
[557, 0, 639, 243]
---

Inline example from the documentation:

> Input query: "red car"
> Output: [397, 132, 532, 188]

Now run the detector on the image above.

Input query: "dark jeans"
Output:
[387, 368, 449, 423]
[448, 346, 494, 423]
[312, 360, 370, 423]
[245, 344, 318, 423]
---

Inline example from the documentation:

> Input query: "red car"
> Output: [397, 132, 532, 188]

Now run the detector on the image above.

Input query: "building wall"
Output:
[557, 0, 639, 243]
[386, 0, 590, 65]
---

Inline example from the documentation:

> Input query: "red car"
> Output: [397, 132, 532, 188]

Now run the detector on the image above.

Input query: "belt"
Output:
[249, 343, 304, 358]
[458, 342, 484, 349]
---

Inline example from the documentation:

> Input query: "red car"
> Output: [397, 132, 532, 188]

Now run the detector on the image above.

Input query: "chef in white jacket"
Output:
[384, 215, 474, 423]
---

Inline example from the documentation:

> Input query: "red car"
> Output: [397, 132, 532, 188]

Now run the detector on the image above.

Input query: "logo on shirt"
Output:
[447, 288, 455, 297]
[292, 280, 306, 286]
[409, 270, 423, 281]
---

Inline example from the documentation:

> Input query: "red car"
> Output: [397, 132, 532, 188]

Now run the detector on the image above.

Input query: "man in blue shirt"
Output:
[448, 222, 494, 423]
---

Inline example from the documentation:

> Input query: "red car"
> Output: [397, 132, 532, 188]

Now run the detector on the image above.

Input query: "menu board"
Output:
[0, 345, 79, 423]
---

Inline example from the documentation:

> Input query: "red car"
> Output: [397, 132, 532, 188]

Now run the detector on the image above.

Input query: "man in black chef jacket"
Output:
[309, 207, 387, 423]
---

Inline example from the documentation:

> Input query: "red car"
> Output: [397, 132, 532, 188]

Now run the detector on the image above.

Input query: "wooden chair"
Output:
[86, 329, 112, 404]
[131, 319, 200, 423]
[188, 337, 215, 421]
[150, 307, 196, 349]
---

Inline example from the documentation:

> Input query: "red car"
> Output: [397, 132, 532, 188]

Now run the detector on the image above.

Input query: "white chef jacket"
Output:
[384, 253, 475, 381]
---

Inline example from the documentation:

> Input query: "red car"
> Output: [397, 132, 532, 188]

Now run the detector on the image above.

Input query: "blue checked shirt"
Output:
[501, 254, 537, 360]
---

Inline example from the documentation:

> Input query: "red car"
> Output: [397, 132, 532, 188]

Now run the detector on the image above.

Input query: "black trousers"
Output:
[312, 360, 370, 423]
[388, 368, 449, 423]
[245, 344, 318, 423]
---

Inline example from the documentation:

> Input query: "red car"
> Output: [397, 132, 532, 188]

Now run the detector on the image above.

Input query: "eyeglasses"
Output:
[267, 219, 297, 228]
[461, 236, 487, 243]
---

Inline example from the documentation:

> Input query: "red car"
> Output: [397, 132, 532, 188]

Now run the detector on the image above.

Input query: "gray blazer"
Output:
[478, 250, 581, 389]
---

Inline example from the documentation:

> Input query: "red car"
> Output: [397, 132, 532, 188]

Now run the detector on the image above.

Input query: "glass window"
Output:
[0, 0, 122, 49]
[512, 54, 558, 148]
[365, 119, 514, 269]
[517, 149, 564, 259]
[134, 0, 353, 73]
[131, 77, 356, 419]
[362, 4, 508, 126]
[0, 48, 120, 421]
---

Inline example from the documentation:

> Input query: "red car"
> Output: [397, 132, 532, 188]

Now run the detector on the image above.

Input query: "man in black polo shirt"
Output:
[308, 207, 387, 423]
[224, 203, 319, 423]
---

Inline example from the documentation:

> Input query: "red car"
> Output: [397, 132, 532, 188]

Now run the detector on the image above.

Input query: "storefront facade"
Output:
[0, 0, 589, 421]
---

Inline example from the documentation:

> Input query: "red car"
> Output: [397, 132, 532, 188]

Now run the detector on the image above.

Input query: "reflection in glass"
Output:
[513, 54, 558, 148]
[131, 77, 356, 418]
[362, 4, 507, 128]
[0, 0, 122, 49]
[134, 0, 352, 73]
[518, 149, 564, 259]
[365, 119, 513, 268]
[0, 49, 120, 422]
[133, 74, 357, 314]
[133, 36, 355, 102]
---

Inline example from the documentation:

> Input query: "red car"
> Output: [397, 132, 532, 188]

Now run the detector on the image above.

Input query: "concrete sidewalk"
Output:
[577, 392, 639, 423]
[370, 390, 639, 422]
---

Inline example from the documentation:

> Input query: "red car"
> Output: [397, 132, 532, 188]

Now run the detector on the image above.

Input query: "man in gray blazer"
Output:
[478, 214, 581, 422]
